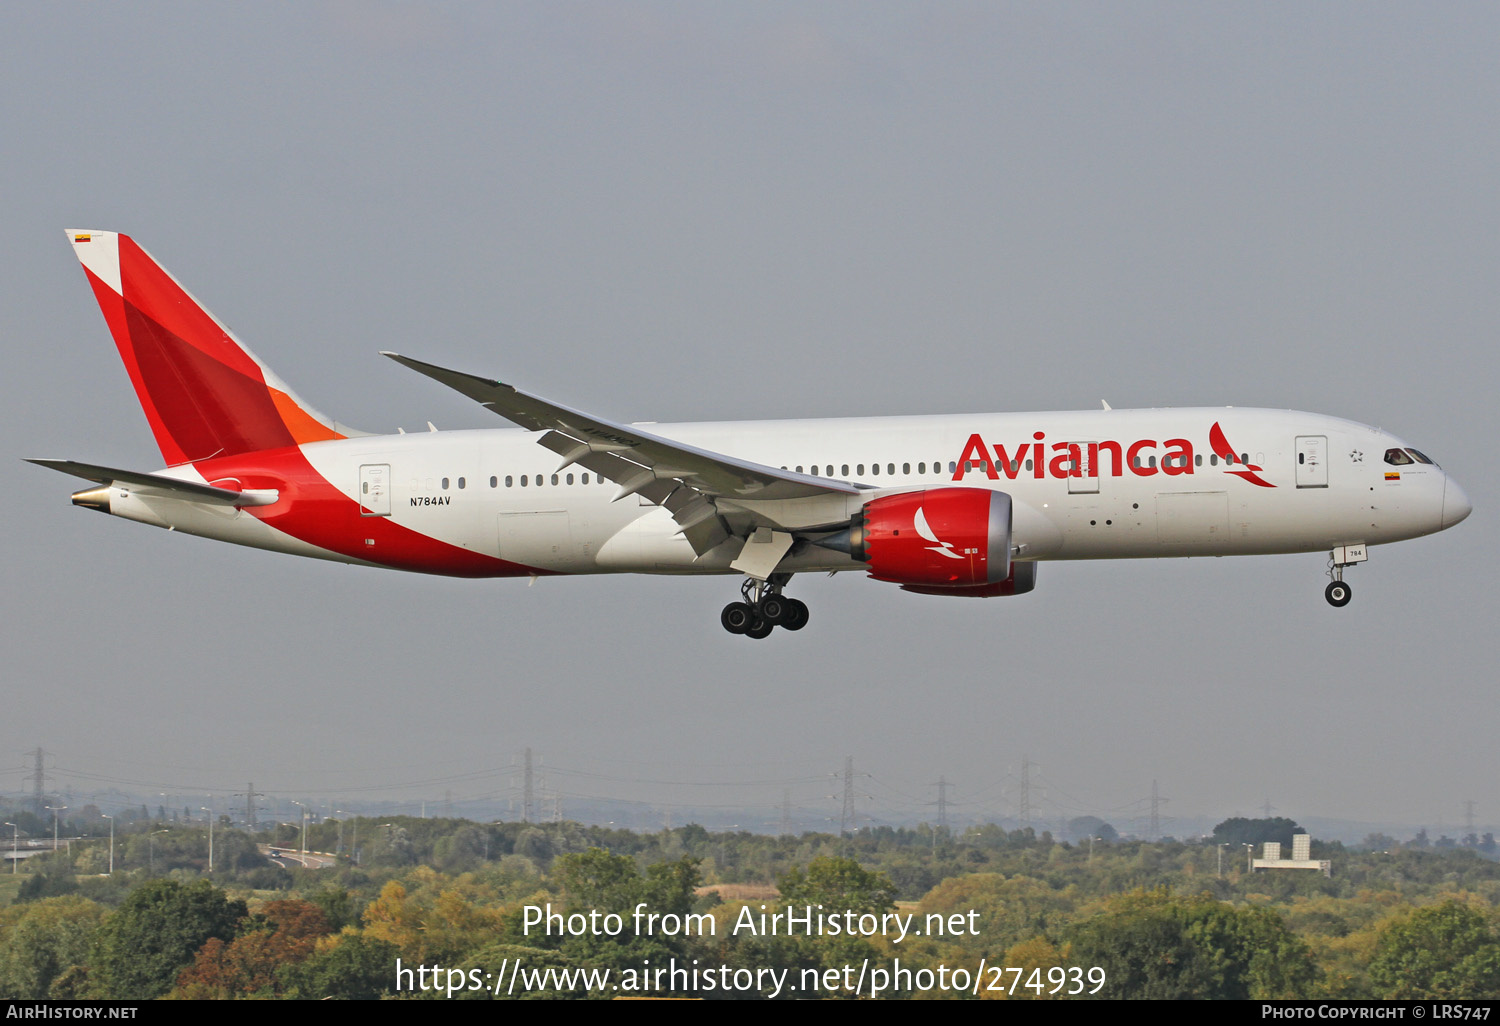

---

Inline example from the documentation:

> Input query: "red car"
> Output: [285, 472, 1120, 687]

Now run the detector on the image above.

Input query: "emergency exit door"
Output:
[359, 464, 391, 515]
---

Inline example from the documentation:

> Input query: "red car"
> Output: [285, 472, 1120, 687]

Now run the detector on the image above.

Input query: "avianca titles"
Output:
[30, 230, 1471, 639]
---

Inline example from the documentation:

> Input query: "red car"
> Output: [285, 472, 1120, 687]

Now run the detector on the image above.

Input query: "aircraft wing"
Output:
[383, 353, 860, 554]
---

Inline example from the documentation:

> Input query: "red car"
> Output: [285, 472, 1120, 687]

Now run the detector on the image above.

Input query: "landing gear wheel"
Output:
[759, 595, 788, 625]
[721, 602, 755, 634]
[745, 617, 775, 640]
[781, 598, 810, 631]
[1325, 581, 1352, 608]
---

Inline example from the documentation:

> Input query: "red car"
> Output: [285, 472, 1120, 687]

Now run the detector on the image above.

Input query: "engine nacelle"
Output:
[899, 561, 1037, 597]
[848, 487, 1012, 588]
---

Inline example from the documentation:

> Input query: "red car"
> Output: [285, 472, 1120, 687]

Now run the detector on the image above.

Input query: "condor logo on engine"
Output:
[855, 489, 1011, 589]
[913, 507, 967, 560]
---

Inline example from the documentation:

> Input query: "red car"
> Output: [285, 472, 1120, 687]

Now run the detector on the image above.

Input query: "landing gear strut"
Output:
[721, 574, 809, 638]
[1324, 544, 1365, 607]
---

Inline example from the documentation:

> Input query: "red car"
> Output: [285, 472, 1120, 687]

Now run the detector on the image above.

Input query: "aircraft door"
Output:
[1295, 436, 1328, 488]
[1067, 442, 1099, 494]
[359, 464, 391, 516]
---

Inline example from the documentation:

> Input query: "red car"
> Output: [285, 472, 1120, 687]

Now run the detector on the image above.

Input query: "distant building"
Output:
[1252, 832, 1331, 876]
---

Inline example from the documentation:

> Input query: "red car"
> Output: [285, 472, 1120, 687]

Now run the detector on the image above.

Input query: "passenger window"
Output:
[566, 473, 574, 485]
[903, 463, 910, 474]
[842, 464, 849, 476]
[1195, 455, 1202, 467]
[887, 464, 895, 475]
[458, 477, 466, 489]
[918, 463, 926, 474]
[521, 475, 528, 486]
[872, 464, 880, 476]
[505, 476, 513, 487]
[551, 474, 559, 485]
[582, 473, 590, 484]
[490, 476, 498, 487]
[442, 477, 450, 489]
[1025, 460, 1033, 471]
[857, 464, 865, 475]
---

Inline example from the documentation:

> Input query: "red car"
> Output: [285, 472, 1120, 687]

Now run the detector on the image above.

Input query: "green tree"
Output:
[730, 857, 899, 998]
[0, 896, 106, 998]
[92, 879, 246, 998]
[520, 848, 704, 985]
[1368, 901, 1500, 999]
[1067, 816, 1119, 844]
[286, 933, 401, 1000]
[13, 867, 78, 903]
[918, 873, 1078, 957]
[1066, 890, 1314, 999]
[1210, 817, 1302, 849]
[777, 856, 897, 916]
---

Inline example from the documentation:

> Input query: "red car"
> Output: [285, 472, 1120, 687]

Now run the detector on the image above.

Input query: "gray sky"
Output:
[3, 2, 1496, 836]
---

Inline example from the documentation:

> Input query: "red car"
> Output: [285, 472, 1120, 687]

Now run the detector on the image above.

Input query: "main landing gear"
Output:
[721, 574, 808, 639]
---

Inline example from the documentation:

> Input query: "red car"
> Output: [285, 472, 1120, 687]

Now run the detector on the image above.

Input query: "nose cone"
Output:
[1442, 477, 1472, 529]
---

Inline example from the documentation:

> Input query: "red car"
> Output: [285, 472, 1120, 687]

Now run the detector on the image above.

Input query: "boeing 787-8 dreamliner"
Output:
[30, 230, 1471, 638]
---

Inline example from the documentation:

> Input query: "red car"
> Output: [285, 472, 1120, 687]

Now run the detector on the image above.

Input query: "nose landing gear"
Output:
[1324, 544, 1366, 607]
[721, 574, 808, 638]
[1324, 579, 1352, 607]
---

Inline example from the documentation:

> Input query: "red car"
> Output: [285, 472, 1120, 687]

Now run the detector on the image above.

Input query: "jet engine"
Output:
[819, 488, 1017, 590]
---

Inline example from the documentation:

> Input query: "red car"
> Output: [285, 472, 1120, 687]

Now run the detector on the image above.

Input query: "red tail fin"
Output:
[66, 230, 357, 465]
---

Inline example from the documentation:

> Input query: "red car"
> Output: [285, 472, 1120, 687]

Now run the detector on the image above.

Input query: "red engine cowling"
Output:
[899, 561, 1037, 597]
[848, 488, 1012, 588]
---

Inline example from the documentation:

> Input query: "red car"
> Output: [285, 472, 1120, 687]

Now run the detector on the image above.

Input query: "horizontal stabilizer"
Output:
[25, 458, 278, 507]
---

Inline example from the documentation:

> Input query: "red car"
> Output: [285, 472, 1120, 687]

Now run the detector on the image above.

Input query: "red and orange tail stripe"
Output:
[69, 231, 348, 465]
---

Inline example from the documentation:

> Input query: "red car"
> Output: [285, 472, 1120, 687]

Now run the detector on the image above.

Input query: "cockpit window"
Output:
[1405, 449, 1435, 465]
[1384, 448, 1414, 466]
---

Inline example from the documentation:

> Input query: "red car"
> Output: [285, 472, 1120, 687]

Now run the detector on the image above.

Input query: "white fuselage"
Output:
[115, 406, 1466, 578]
